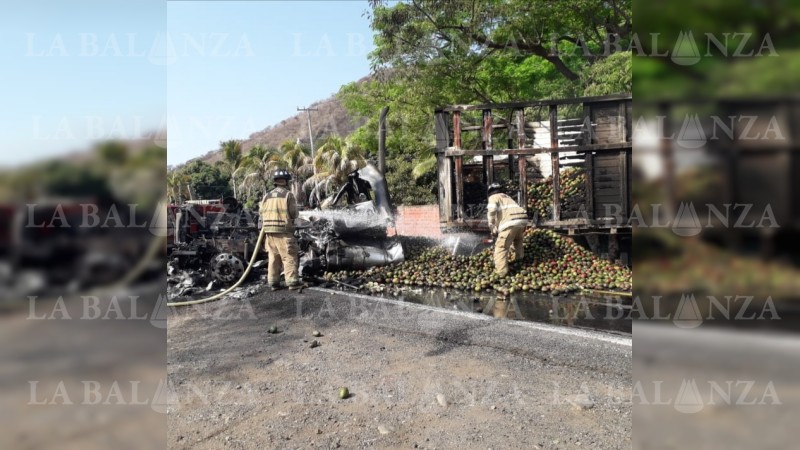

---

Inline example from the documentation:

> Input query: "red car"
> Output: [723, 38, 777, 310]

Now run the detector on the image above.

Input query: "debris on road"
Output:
[567, 394, 595, 410]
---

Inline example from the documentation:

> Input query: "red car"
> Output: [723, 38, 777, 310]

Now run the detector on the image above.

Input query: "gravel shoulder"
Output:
[168, 286, 631, 449]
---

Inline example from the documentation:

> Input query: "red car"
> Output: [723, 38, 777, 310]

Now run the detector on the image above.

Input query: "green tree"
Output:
[167, 170, 191, 204]
[303, 135, 367, 203]
[386, 157, 437, 205]
[339, 78, 438, 204]
[278, 140, 314, 203]
[96, 141, 129, 167]
[220, 139, 243, 197]
[236, 145, 274, 207]
[368, 0, 631, 84]
[582, 51, 632, 96]
[634, 1, 799, 100]
[40, 160, 111, 200]
[336, 0, 631, 205]
[180, 160, 232, 200]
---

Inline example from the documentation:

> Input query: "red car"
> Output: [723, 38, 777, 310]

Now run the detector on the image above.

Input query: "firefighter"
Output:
[486, 183, 528, 277]
[260, 169, 301, 291]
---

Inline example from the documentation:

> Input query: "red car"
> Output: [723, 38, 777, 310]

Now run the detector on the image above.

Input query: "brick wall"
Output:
[390, 205, 443, 238]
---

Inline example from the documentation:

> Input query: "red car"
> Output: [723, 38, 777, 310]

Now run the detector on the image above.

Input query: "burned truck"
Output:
[167, 163, 404, 290]
[167, 198, 261, 286]
[297, 164, 404, 274]
[1, 201, 159, 299]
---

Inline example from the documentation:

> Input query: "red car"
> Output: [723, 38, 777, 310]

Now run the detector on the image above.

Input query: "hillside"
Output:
[197, 77, 369, 164]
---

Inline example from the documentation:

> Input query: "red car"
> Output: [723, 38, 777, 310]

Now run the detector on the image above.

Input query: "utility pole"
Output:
[297, 106, 318, 163]
[298, 106, 319, 206]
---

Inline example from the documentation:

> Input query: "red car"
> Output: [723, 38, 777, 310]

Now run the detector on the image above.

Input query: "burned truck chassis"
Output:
[167, 165, 405, 292]
[168, 202, 262, 290]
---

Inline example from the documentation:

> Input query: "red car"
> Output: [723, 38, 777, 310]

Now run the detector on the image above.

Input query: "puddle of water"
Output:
[375, 287, 632, 334]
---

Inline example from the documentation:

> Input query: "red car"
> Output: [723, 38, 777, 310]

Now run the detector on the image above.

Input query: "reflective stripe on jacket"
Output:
[260, 187, 297, 234]
[487, 193, 528, 231]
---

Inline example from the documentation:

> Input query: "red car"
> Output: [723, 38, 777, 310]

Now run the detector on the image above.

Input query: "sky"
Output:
[0, 1, 375, 167]
[167, 1, 376, 166]
[0, 0, 166, 167]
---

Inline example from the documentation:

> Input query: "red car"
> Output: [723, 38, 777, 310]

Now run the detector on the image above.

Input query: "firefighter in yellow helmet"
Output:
[486, 183, 528, 277]
[260, 169, 301, 290]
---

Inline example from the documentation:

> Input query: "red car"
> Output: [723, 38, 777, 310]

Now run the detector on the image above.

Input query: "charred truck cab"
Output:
[297, 164, 404, 273]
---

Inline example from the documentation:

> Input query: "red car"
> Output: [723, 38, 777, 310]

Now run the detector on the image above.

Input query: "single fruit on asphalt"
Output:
[312, 330, 322, 337]
[339, 387, 349, 399]
[268, 325, 278, 334]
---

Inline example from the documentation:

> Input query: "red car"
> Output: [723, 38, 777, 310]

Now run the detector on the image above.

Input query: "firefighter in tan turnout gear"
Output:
[260, 169, 301, 290]
[486, 183, 528, 277]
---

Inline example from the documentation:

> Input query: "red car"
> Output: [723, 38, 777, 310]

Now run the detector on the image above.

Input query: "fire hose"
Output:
[167, 226, 267, 307]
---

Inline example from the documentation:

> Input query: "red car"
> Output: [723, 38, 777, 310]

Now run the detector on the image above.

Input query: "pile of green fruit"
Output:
[527, 167, 587, 221]
[324, 229, 631, 295]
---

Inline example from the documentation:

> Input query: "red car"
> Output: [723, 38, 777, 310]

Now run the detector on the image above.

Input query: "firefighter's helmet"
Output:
[272, 169, 292, 182]
[487, 182, 503, 196]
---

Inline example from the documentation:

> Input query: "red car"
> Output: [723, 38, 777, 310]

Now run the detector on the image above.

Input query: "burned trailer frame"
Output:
[168, 199, 265, 285]
[637, 97, 800, 255]
[434, 94, 632, 263]
[1, 201, 157, 295]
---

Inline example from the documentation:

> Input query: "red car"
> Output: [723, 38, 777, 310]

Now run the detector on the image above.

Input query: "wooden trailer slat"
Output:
[440, 93, 633, 112]
[595, 181, 621, 190]
[621, 150, 629, 220]
[619, 102, 627, 143]
[518, 155, 527, 208]
[483, 108, 493, 152]
[435, 95, 632, 235]
[594, 174, 622, 182]
[659, 102, 676, 215]
[434, 111, 450, 148]
[595, 187, 623, 196]
[594, 158, 624, 168]
[585, 149, 594, 220]
[550, 105, 560, 222]
[437, 155, 453, 222]
[454, 156, 465, 222]
[439, 142, 631, 157]
[453, 111, 462, 149]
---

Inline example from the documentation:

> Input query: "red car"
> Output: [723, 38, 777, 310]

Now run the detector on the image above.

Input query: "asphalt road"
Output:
[633, 321, 800, 449]
[168, 285, 631, 449]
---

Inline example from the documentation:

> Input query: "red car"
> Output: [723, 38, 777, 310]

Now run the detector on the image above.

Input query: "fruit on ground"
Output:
[324, 229, 631, 294]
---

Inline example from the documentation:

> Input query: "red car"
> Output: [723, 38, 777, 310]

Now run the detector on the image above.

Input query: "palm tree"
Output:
[278, 140, 314, 202]
[236, 144, 274, 202]
[220, 139, 243, 197]
[96, 141, 129, 168]
[303, 135, 367, 205]
[167, 170, 191, 204]
[412, 149, 437, 180]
